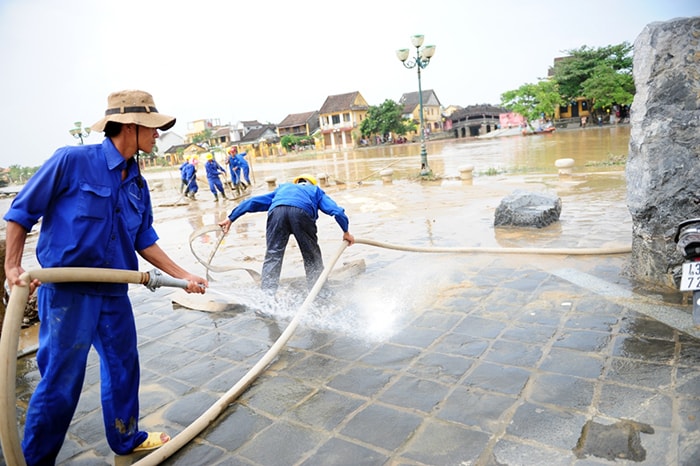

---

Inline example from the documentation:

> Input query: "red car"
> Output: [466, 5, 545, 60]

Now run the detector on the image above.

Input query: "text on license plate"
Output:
[681, 262, 700, 291]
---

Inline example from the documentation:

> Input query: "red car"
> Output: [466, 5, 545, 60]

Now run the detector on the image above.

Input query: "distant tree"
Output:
[191, 129, 213, 144]
[280, 135, 296, 151]
[7, 164, 39, 184]
[500, 80, 562, 128]
[360, 99, 414, 141]
[280, 134, 315, 152]
[581, 63, 635, 110]
[551, 42, 634, 109]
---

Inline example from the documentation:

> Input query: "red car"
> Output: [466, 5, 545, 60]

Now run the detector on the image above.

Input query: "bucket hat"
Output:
[91, 90, 176, 132]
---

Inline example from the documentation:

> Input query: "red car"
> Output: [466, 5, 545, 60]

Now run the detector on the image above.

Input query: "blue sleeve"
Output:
[3, 147, 69, 231]
[228, 191, 275, 222]
[318, 192, 349, 232]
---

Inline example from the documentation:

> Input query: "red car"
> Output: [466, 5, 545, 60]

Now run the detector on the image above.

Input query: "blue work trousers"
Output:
[240, 165, 251, 184]
[22, 288, 147, 465]
[263, 205, 323, 292]
[207, 176, 226, 196]
[229, 167, 239, 185]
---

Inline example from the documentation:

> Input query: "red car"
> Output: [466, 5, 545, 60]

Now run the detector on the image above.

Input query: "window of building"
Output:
[343, 113, 350, 122]
[332, 114, 340, 125]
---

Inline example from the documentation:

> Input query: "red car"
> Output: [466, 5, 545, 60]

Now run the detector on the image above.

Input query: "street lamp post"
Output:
[397, 35, 436, 177]
[69, 121, 91, 145]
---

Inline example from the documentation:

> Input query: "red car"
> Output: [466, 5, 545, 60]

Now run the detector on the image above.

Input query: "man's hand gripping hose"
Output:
[0, 267, 195, 466]
[144, 268, 189, 291]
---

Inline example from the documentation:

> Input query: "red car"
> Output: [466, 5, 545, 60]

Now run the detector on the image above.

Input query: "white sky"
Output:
[1, 0, 698, 167]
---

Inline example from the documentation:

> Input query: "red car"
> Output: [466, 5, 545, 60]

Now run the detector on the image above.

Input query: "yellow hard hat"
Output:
[293, 173, 318, 186]
[205, 153, 213, 160]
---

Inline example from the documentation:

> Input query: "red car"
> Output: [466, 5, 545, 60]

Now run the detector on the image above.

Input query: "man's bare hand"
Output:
[183, 274, 208, 294]
[5, 265, 41, 296]
[218, 219, 233, 234]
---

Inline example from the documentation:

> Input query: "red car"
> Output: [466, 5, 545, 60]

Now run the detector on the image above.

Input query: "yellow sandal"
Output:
[133, 432, 170, 452]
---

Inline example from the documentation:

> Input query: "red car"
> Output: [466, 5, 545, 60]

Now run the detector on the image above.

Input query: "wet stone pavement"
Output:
[3, 173, 700, 466]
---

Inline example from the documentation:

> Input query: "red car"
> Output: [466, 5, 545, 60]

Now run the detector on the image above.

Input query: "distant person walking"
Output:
[227, 147, 251, 189]
[182, 156, 199, 199]
[179, 156, 190, 193]
[226, 147, 240, 187]
[204, 153, 228, 201]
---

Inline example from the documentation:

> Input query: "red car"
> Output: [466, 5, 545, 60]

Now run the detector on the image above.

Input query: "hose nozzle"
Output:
[145, 269, 189, 291]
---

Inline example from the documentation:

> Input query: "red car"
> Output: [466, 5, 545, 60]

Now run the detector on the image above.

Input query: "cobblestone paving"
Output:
[3, 175, 700, 466]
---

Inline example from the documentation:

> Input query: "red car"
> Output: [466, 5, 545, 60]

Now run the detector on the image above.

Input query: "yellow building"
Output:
[399, 89, 443, 138]
[318, 91, 369, 150]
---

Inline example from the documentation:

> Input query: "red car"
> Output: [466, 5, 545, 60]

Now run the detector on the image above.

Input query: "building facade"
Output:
[318, 91, 369, 150]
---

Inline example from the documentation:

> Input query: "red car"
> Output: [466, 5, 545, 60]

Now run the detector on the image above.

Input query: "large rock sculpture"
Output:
[494, 190, 561, 228]
[626, 16, 700, 289]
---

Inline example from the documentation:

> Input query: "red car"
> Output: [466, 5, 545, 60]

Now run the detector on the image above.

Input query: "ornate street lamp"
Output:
[397, 34, 436, 177]
[69, 121, 91, 145]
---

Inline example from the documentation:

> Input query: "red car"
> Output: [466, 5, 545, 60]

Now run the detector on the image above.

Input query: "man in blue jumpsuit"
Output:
[179, 156, 190, 193]
[181, 157, 199, 199]
[233, 150, 251, 188]
[203, 153, 227, 201]
[218, 174, 354, 293]
[226, 147, 240, 187]
[3, 90, 208, 465]
[226, 147, 251, 190]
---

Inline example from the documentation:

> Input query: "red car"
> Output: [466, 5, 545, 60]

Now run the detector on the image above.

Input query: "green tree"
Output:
[360, 99, 414, 141]
[280, 134, 298, 151]
[581, 63, 635, 110]
[551, 42, 634, 108]
[7, 164, 40, 184]
[191, 129, 213, 144]
[500, 80, 562, 129]
[280, 134, 315, 152]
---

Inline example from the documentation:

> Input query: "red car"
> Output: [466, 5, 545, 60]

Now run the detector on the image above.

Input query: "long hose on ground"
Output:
[0, 268, 181, 466]
[132, 241, 349, 466]
[0, 236, 631, 465]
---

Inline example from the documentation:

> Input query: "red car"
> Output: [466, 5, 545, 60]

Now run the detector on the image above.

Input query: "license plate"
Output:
[680, 262, 700, 291]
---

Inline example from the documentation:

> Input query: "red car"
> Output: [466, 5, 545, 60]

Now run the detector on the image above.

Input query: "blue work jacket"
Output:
[227, 182, 349, 232]
[4, 138, 158, 295]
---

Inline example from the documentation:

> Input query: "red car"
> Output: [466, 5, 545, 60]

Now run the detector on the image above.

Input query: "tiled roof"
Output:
[163, 143, 190, 154]
[211, 127, 230, 138]
[319, 92, 366, 114]
[450, 104, 508, 120]
[278, 111, 319, 128]
[239, 125, 279, 143]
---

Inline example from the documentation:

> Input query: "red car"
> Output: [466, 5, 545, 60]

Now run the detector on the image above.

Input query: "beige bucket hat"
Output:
[91, 90, 176, 132]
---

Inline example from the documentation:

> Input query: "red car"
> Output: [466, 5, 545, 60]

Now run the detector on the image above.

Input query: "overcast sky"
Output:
[1, 0, 698, 167]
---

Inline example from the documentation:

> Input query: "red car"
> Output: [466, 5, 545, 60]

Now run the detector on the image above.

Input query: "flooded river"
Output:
[1, 125, 633, 346]
[140, 125, 632, 263]
[1, 124, 632, 269]
[225, 124, 630, 184]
